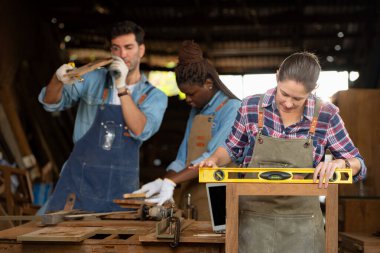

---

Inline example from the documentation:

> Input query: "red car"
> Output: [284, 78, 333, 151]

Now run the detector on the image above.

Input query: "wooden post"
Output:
[226, 183, 338, 253]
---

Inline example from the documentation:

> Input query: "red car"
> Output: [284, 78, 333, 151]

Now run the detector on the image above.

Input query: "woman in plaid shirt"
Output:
[198, 52, 366, 253]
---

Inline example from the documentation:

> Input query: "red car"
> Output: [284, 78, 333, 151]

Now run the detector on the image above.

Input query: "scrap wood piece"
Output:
[65, 210, 137, 220]
[17, 226, 100, 242]
[100, 211, 140, 220]
[123, 193, 146, 199]
[113, 199, 155, 206]
[64, 58, 113, 78]
[117, 204, 142, 209]
[42, 210, 85, 226]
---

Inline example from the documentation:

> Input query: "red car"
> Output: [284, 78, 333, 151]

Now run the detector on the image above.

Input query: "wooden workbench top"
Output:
[0, 219, 225, 253]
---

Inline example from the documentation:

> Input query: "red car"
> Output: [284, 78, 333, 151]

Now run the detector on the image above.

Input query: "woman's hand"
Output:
[189, 147, 231, 169]
[313, 159, 345, 188]
[191, 157, 219, 169]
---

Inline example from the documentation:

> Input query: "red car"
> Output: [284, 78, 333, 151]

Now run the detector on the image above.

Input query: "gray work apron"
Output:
[238, 96, 325, 253]
[177, 99, 229, 221]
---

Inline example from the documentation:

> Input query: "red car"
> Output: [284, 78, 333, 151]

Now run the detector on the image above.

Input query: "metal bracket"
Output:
[156, 216, 180, 247]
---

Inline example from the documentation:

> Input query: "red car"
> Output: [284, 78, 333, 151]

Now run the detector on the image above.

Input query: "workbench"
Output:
[0, 219, 224, 253]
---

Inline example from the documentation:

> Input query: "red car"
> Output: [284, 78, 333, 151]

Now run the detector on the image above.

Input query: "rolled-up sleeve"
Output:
[225, 99, 251, 162]
[129, 88, 168, 141]
[38, 83, 82, 111]
[326, 112, 367, 182]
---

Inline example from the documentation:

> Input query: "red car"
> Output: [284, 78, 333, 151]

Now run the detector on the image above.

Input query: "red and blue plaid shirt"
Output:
[224, 88, 366, 182]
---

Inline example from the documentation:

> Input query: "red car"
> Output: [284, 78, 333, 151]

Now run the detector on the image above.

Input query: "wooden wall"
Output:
[335, 89, 380, 197]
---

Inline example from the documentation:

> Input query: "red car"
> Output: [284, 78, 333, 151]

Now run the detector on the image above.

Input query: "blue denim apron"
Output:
[46, 82, 153, 213]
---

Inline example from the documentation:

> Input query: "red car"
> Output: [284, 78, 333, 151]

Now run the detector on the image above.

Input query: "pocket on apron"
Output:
[98, 121, 123, 150]
[239, 210, 317, 253]
[274, 213, 316, 253]
[239, 210, 275, 253]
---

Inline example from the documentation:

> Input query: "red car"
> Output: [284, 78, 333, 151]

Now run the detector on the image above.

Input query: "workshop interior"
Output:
[0, 0, 380, 252]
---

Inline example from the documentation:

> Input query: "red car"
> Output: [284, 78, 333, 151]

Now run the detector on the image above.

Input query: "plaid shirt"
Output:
[224, 88, 367, 182]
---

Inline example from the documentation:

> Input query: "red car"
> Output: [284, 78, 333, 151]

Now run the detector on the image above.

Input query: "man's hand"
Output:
[109, 56, 129, 89]
[56, 64, 76, 85]
[145, 178, 176, 206]
[133, 178, 163, 198]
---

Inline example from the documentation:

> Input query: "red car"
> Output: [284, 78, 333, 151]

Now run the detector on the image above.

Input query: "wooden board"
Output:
[64, 58, 113, 78]
[123, 193, 146, 199]
[335, 89, 380, 196]
[339, 198, 380, 233]
[17, 226, 100, 242]
[113, 199, 155, 206]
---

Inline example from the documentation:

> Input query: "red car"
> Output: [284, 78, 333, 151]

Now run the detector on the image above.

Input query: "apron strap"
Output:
[137, 85, 155, 105]
[305, 98, 323, 147]
[101, 72, 113, 104]
[257, 94, 265, 144]
[207, 98, 230, 124]
[215, 98, 230, 112]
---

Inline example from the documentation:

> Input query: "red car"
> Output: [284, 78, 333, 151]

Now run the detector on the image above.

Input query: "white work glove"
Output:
[146, 178, 176, 206]
[133, 178, 163, 198]
[56, 64, 76, 85]
[109, 56, 129, 89]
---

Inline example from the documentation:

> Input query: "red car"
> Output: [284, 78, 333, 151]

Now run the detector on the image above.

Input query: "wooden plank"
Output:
[100, 212, 140, 220]
[123, 193, 146, 199]
[113, 199, 155, 206]
[64, 58, 113, 79]
[0, 221, 44, 240]
[17, 227, 100, 242]
[64, 211, 136, 219]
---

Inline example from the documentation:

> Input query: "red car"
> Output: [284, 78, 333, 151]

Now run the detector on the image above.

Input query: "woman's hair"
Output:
[277, 52, 321, 92]
[175, 40, 238, 99]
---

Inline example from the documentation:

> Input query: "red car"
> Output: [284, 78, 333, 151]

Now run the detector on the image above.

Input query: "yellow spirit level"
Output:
[199, 168, 352, 184]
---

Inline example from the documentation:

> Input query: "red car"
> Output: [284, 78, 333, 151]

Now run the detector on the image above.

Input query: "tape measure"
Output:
[199, 168, 352, 184]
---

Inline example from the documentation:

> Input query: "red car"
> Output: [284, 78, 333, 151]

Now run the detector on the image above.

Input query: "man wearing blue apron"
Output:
[38, 20, 168, 213]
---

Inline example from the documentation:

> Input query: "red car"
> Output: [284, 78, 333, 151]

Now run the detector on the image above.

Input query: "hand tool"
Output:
[199, 167, 352, 184]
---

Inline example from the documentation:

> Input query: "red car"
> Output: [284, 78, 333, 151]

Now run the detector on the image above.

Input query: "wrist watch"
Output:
[118, 88, 130, 97]
[344, 159, 351, 168]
